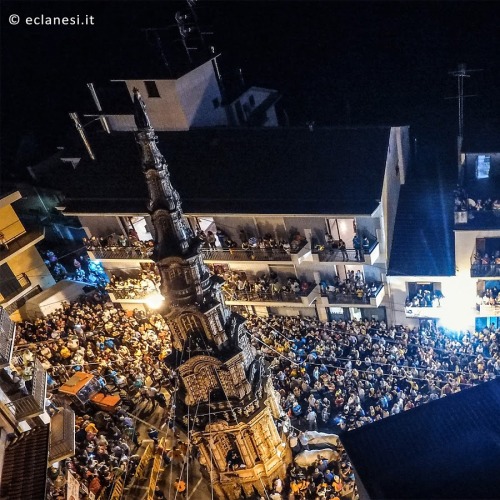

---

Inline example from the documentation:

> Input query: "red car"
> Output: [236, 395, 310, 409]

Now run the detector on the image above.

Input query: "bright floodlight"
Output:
[146, 293, 165, 309]
[438, 305, 471, 332]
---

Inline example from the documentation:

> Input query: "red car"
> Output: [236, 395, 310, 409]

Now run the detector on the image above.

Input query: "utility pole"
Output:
[447, 63, 482, 184]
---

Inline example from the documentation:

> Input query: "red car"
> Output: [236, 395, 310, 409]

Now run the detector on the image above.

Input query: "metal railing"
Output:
[3, 285, 42, 316]
[31, 358, 48, 413]
[6, 357, 47, 421]
[0, 224, 44, 263]
[223, 284, 316, 303]
[470, 255, 500, 277]
[313, 241, 378, 263]
[48, 407, 76, 464]
[0, 273, 31, 303]
[0, 307, 16, 366]
[201, 247, 292, 262]
[88, 245, 153, 260]
[321, 282, 384, 304]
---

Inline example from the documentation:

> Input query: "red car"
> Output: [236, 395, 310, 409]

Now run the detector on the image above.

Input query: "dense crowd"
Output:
[13, 295, 174, 499]
[42, 248, 108, 286]
[320, 271, 380, 305]
[106, 267, 161, 300]
[247, 315, 499, 433]
[83, 230, 155, 259]
[454, 186, 500, 212]
[245, 314, 499, 498]
[10, 291, 500, 499]
[218, 269, 313, 302]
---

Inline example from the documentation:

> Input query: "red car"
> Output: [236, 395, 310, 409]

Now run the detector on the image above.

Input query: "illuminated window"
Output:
[476, 155, 491, 179]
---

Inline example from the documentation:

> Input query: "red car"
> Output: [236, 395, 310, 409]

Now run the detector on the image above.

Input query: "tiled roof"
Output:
[340, 378, 500, 500]
[37, 127, 392, 216]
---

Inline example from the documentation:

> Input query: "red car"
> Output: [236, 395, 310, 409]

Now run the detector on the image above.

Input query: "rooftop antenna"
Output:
[69, 112, 96, 160]
[141, 28, 173, 77]
[210, 45, 225, 99]
[446, 63, 482, 183]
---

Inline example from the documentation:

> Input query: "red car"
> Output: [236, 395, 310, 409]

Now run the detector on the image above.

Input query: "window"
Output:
[144, 80, 160, 98]
[212, 97, 220, 109]
[476, 155, 491, 179]
[249, 94, 255, 107]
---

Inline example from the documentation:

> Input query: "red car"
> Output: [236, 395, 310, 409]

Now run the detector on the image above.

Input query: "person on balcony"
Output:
[338, 239, 348, 261]
[206, 230, 217, 250]
[215, 227, 226, 248]
[353, 235, 362, 261]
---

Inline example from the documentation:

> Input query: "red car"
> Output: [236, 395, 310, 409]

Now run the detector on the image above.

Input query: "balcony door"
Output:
[328, 218, 356, 245]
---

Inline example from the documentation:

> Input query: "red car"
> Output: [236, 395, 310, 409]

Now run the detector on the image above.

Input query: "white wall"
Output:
[386, 275, 475, 331]
[176, 61, 226, 128]
[78, 215, 126, 239]
[229, 87, 279, 127]
[381, 127, 409, 264]
[8, 247, 55, 295]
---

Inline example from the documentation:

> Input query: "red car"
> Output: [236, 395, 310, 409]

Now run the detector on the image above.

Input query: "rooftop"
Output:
[388, 153, 456, 277]
[35, 126, 393, 216]
[340, 378, 500, 500]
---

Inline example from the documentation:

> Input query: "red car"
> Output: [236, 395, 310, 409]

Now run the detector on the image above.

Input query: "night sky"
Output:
[1, 1, 499, 181]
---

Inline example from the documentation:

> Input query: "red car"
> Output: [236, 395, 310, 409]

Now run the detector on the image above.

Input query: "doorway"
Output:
[328, 218, 356, 246]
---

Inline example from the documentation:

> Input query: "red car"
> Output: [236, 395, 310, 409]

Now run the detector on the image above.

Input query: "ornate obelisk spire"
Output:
[133, 87, 211, 307]
[133, 88, 287, 499]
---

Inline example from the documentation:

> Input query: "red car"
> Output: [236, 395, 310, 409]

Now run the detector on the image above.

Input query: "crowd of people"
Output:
[106, 267, 161, 300]
[42, 248, 108, 286]
[13, 294, 175, 499]
[405, 288, 444, 308]
[320, 271, 380, 304]
[217, 269, 314, 302]
[476, 286, 500, 309]
[83, 230, 155, 259]
[471, 250, 500, 277]
[9, 287, 500, 499]
[454, 187, 500, 213]
[247, 315, 499, 436]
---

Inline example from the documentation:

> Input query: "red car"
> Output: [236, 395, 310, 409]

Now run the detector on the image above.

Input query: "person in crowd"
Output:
[14, 277, 500, 500]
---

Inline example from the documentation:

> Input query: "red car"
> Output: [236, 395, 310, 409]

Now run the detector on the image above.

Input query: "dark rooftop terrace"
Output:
[36, 126, 393, 216]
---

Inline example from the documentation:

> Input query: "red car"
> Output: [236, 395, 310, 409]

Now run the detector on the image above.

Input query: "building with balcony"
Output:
[0, 191, 55, 320]
[0, 307, 75, 499]
[454, 147, 500, 330]
[387, 138, 500, 331]
[33, 123, 410, 322]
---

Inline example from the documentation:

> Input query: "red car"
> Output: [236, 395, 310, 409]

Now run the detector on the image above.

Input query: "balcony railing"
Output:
[470, 262, 500, 277]
[320, 282, 384, 306]
[107, 286, 160, 300]
[223, 283, 317, 304]
[201, 248, 292, 262]
[313, 240, 379, 264]
[87, 245, 153, 260]
[0, 273, 31, 303]
[6, 358, 47, 421]
[49, 407, 76, 464]
[0, 225, 44, 264]
[0, 307, 16, 367]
